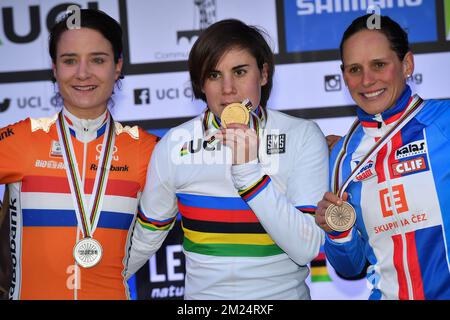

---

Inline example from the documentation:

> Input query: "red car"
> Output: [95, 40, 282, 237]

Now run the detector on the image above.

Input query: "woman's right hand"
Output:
[315, 192, 347, 233]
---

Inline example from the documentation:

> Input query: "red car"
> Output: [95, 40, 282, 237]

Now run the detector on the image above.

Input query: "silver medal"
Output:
[73, 238, 103, 268]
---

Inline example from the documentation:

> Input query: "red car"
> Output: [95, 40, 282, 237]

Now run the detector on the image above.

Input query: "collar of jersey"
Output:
[357, 85, 412, 128]
[62, 107, 109, 139]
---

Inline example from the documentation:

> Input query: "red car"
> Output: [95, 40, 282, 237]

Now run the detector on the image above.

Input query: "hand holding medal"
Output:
[210, 98, 261, 164]
[206, 99, 253, 146]
[324, 193, 356, 232]
[316, 192, 355, 233]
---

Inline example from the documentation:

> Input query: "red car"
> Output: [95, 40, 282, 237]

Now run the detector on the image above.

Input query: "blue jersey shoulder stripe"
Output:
[176, 193, 250, 210]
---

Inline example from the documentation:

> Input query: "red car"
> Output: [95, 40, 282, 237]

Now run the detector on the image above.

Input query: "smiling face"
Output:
[201, 47, 268, 118]
[52, 28, 122, 119]
[342, 29, 414, 115]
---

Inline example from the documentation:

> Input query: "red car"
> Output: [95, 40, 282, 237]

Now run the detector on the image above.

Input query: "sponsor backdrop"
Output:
[1, 0, 449, 300]
[284, 0, 438, 52]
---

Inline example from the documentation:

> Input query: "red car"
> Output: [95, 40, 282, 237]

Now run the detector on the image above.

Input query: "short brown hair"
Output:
[188, 19, 274, 108]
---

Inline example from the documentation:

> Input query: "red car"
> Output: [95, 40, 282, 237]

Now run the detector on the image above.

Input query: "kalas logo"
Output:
[0, 98, 11, 112]
[395, 140, 426, 160]
[1, 2, 98, 44]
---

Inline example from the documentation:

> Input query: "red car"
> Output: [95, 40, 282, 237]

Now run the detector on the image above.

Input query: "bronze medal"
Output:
[325, 201, 356, 232]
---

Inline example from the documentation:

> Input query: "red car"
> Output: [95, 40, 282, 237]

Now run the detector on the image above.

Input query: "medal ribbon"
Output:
[332, 95, 425, 198]
[56, 112, 116, 238]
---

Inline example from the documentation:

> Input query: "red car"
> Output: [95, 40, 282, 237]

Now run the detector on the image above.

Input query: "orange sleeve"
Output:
[138, 128, 159, 190]
[0, 118, 32, 184]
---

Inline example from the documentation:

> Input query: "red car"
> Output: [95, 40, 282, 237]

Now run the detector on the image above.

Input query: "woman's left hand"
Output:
[216, 123, 258, 165]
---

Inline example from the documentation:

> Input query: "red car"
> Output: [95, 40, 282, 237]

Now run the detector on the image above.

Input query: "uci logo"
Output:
[183, 138, 219, 155]
[1, 2, 98, 44]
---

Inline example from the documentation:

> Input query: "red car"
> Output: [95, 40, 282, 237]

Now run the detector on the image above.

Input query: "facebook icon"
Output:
[134, 88, 150, 105]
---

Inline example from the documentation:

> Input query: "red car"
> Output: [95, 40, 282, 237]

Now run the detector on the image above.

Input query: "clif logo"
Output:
[0, 98, 11, 112]
[391, 157, 427, 177]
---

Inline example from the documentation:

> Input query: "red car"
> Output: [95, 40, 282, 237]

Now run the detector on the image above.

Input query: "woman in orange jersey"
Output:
[0, 8, 158, 299]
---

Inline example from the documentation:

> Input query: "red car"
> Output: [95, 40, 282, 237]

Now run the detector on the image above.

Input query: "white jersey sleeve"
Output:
[126, 135, 178, 277]
[231, 120, 327, 265]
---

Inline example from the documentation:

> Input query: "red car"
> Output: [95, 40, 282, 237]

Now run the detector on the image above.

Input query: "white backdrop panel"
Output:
[127, 0, 278, 64]
[268, 52, 450, 110]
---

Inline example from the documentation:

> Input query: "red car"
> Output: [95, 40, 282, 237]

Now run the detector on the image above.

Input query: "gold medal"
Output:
[325, 201, 356, 232]
[220, 99, 252, 128]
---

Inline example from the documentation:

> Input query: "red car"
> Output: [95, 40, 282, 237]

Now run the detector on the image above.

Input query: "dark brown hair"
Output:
[49, 8, 123, 83]
[188, 19, 274, 108]
[340, 14, 410, 68]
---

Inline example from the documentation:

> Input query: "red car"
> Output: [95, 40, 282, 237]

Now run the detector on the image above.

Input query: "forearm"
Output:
[125, 221, 173, 277]
[324, 228, 367, 277]
[231, 163, 324, 265]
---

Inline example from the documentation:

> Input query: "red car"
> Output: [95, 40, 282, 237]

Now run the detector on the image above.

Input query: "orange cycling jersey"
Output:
[0, 112, 158, 299]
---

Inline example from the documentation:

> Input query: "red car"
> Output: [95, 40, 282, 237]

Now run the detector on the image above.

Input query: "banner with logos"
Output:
[1, 0, 449, 300]
[284, 0, 437, 52]
[126, 0, 279, 65]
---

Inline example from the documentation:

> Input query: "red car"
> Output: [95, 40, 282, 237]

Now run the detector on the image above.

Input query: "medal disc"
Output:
[220, 103, 250, 128]
[325, 201, 356, 232]
[73, 238, 103, 268]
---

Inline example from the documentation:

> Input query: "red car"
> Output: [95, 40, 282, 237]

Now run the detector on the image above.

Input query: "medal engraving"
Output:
[220, 103, 250, 128]
[325, 201, 356, 232]
[73, 238, 103, 268]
